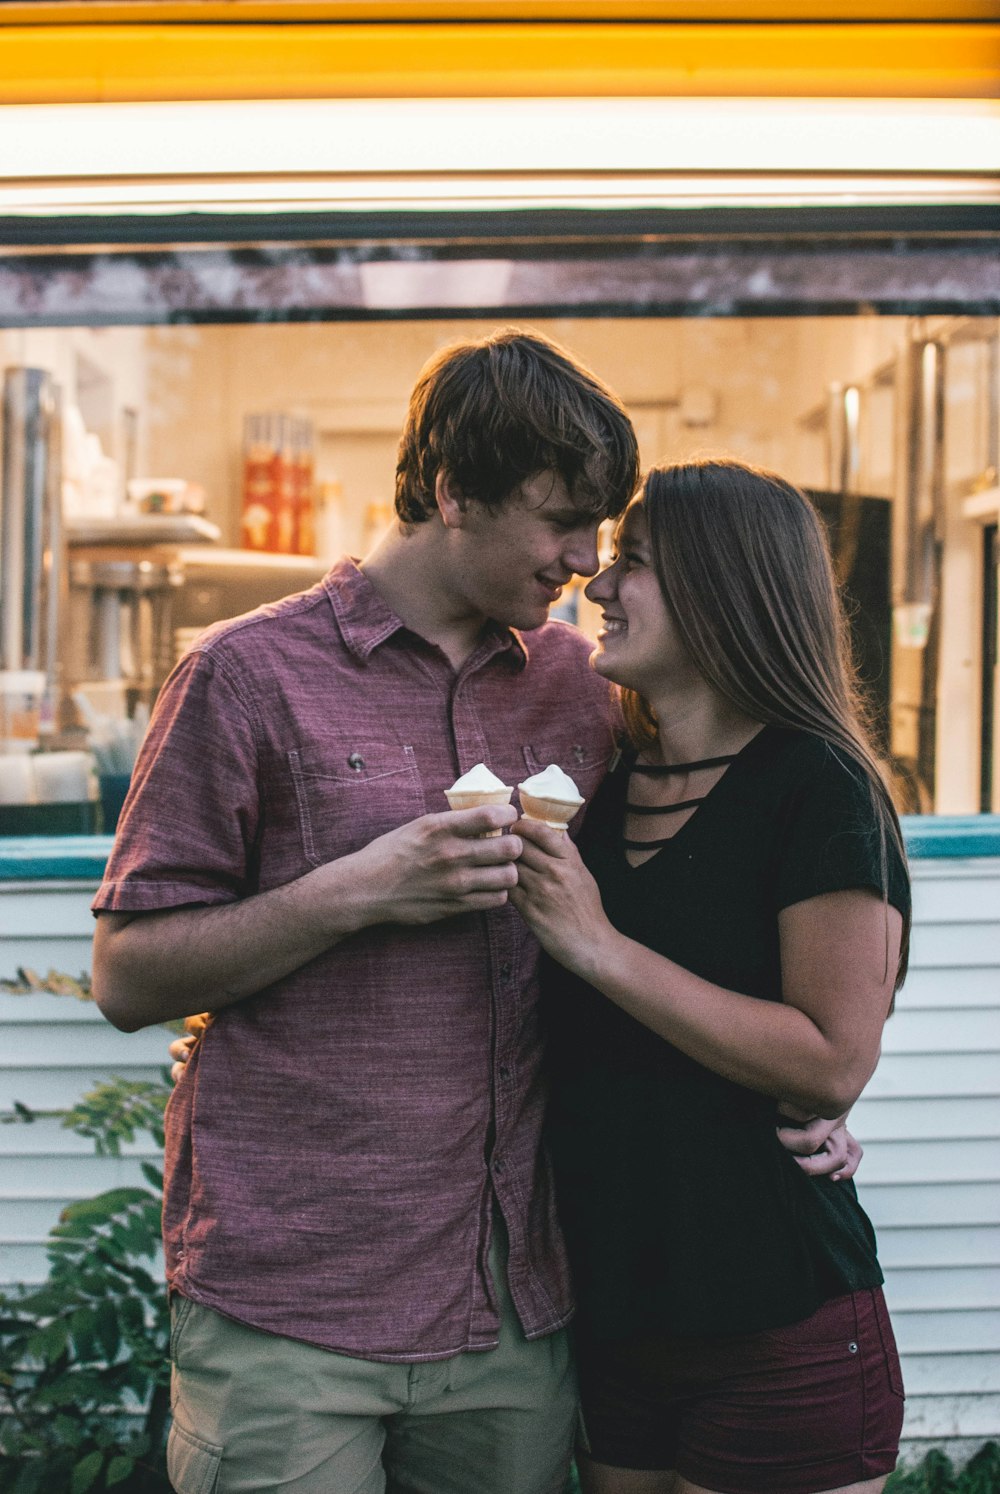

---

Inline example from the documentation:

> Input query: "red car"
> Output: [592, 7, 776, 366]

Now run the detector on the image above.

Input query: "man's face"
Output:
[450, 471, 604, 632]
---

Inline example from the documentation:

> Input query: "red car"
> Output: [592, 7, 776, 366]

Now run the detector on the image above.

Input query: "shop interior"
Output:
[0, 311, 997, 827]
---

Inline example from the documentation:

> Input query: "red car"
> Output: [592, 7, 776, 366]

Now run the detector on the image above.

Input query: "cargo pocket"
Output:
[167, 1420, 223, 1494]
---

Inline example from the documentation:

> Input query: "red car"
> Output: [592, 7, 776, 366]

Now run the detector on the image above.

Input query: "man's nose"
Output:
[564, 529, 601, 578]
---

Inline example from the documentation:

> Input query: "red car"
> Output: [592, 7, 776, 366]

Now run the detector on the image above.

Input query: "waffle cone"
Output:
[518, 790, 583, 830]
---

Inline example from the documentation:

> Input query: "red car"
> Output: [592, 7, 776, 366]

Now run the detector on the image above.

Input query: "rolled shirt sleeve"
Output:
[93, 649, 262, 915]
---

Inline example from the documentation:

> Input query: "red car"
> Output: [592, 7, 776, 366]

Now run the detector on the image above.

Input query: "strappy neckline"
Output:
[618, 729, 770, 863]
[630, 753, 738, 776]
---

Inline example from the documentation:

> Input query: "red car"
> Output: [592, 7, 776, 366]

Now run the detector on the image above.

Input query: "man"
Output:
[93, 328, 854, 1494]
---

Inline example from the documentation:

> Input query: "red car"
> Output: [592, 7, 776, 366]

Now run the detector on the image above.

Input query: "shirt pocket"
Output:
[289, 742, 427, 867]
[521, 739, 610, 808]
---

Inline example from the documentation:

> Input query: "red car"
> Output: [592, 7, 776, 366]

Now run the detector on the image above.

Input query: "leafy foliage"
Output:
[0, 1071, 172, 1493]
[886, 1444, 1000, 1493]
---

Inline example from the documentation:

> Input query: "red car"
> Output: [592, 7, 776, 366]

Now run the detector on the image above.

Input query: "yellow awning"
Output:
[1, 13, 997, 104]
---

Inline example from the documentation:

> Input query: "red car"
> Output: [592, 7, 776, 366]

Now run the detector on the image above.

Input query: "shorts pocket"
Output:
[873, 1289, 906, 1399]
[760, 1293, 858, 1352]
[167, 1420, 223, 1494]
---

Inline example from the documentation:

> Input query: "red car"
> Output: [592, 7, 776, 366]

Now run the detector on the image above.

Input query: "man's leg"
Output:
[168, 1297, 404, 1494]
[382, 1219, 578, 1494]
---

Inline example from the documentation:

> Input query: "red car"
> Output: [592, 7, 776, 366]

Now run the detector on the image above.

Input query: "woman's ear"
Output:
[435, 470, 469, 529]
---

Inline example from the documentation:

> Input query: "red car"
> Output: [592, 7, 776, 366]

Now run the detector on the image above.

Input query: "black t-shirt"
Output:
[543, 725, 911, 1340]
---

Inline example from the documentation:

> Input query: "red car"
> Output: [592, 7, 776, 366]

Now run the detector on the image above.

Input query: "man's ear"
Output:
[435, 470, 469, 529]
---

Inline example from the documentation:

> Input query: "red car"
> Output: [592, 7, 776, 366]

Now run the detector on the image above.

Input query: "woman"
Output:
[511, 460, 909, 1494]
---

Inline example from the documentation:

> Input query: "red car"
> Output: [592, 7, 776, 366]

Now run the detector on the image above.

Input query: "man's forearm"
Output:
[93, 855, 371, 1032]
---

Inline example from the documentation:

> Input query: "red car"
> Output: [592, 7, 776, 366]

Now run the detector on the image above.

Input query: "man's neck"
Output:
[359, 521, 494, 671]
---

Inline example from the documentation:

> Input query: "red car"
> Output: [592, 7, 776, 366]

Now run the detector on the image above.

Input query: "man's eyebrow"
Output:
[548, 506, 595, 524]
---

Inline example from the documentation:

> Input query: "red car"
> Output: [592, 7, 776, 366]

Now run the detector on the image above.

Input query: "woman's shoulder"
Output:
[757, 726, 870, 797]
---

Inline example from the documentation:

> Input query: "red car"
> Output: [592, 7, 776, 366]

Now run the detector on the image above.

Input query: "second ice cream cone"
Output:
[517, 791, 580, 831]
[517, 764, 585, 831]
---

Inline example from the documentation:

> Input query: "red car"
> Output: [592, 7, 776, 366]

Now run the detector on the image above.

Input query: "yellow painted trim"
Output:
[1, 22, 998, 103]
[3, 2, 1000, 20]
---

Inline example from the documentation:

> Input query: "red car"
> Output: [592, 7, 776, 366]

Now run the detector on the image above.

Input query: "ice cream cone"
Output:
[444, 786, 513, 835]
[517, 763, 584, 831]
[517, 790, 582, 831]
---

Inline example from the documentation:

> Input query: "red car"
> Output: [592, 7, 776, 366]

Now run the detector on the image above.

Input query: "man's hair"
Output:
[395, 328, 639, 524]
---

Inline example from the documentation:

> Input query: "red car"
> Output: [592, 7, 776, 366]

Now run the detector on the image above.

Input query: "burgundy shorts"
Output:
[575, 1289, 904, 1494]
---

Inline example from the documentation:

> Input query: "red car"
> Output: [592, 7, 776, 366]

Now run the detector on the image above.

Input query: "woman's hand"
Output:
[509, 818, 615, 977]
[776, 1109, 863, 1182]
[168, 1011, 211, 1083]
[168, 1033, 197, 1085]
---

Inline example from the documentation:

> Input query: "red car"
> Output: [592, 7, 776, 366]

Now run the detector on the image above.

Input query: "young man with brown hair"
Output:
[93, 329, 639, 1494]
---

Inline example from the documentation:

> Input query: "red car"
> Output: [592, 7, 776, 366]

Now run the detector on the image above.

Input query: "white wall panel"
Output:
[852, 1095, 1000, 1139]
[878, 1226, 1000, 1269]
[1, 858, 998, 1450]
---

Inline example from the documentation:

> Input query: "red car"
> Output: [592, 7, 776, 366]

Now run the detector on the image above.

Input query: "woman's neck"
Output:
[646, 686, 764, 767]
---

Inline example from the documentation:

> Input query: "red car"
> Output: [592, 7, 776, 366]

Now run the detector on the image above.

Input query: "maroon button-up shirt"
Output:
[93, 558, 617, 1361]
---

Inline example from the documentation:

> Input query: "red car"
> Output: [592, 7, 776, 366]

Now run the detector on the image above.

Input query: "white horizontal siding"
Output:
[0, 880, 168, 1285]
[852, 856, 1000, 1452]
[1, 859, 999, 1456]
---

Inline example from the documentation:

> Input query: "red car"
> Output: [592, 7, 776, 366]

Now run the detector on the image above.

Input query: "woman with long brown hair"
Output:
[512, 459, 910, 1494]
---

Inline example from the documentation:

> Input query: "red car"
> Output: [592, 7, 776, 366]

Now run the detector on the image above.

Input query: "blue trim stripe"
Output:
[2, 816, 1000, 881]
[0, 835, 116, 882]
[901, 815, 1000, 860]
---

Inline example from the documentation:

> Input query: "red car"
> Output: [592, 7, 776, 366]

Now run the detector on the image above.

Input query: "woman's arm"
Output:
[510, 820, 900, 1119]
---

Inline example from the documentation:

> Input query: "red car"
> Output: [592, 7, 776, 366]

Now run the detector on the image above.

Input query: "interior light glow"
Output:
[1, 96, 998, 183]
[359, 260, 515, 308]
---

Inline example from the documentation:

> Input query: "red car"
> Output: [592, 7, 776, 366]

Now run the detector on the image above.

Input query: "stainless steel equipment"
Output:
[65, 541, 328, 703]
[1, 367, 64, 681]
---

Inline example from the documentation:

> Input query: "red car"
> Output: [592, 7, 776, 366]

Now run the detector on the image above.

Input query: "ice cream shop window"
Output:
[0, 212, 997, 824]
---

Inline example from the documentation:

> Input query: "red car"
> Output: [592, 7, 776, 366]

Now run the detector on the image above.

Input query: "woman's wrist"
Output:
[575, 923, 628, 991]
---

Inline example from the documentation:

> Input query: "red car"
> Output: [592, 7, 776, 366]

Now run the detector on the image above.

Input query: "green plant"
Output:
[0, 969, 173, 1493]
[887, 1443, 1000, 1493]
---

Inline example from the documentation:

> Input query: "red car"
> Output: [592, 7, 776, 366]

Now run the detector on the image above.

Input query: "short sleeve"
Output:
[92, 648, 262, 915]
[773, 744, 910, 918]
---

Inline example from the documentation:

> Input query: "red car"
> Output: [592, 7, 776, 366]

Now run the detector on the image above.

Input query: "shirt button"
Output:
[500, 963, 512, 980]
[493, 1158, 504, 1174]
[499, 1064, 511, 1081]
[347, 752, 365, 771]
[848, 1341, 859, 1354]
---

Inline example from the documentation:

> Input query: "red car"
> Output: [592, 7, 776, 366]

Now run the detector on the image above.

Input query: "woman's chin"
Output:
[589, 644, 624, 684]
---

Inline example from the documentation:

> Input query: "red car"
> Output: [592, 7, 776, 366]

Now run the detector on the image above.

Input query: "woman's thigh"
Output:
[674, 1479, 888, 1494]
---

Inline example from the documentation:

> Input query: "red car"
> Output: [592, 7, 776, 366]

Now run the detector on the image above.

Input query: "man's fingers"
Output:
[464, 833, 523, 865]
[447, 804, 519, 838]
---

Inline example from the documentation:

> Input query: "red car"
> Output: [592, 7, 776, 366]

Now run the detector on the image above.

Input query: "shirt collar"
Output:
[325, 555, 528, 672]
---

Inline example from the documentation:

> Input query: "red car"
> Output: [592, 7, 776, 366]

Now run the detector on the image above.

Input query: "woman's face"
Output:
[584, 501, 696, 696]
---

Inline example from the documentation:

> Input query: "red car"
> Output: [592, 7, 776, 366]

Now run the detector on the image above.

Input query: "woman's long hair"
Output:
[622, 459, 910, 992]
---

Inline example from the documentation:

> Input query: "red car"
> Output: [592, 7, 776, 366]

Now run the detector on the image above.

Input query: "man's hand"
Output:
[776, 1109, 862, 1182]
[353, 804, 523, 926]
